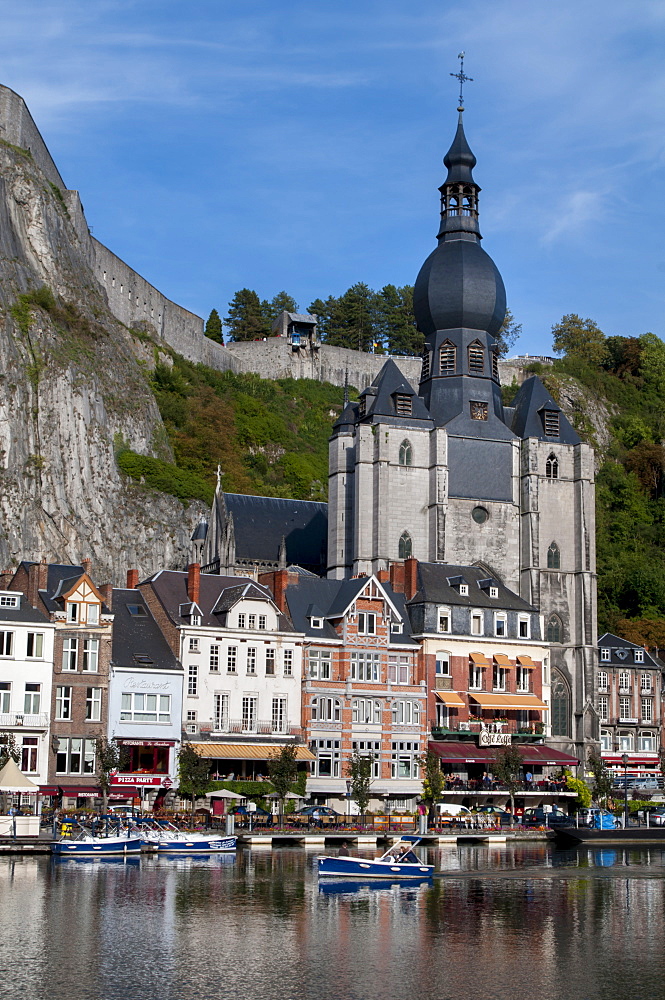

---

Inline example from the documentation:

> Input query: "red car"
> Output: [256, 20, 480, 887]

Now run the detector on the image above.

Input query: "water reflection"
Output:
[0, 846, 664, 1000]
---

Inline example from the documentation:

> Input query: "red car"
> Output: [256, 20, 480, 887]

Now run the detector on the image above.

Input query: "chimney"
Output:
[389, 561, 405, 595]
[376, 569, 389, 583]
[28, 559, 49, 608]
[126, 568, 139, 589]
[404, 557, 418, 601]
[81, 557, 92, 577]
[271, 569, 289, 614]
[187, 563, 201, 606]
[98, 583, 113, 611]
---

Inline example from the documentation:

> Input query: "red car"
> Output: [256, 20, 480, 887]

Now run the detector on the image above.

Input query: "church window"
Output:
[547, 542, 560, 569]
[395, 394, 412, 416]
[543, 410, 560, 437]
[472, 506, 488, 524]
[468, 342, 484, 375]
[399, 441, 412, 466]
[492, 352, 499, 380]
[439, 342, 456, 375]
[358, 396, 366, 418]
[551, 670, 571, 737]
[546, 454, 559, 479]
[546, 614, 562, 644]
[398, 532, 412, 559]
[421, 349, 431, 381]
[470, 401, 488, 420]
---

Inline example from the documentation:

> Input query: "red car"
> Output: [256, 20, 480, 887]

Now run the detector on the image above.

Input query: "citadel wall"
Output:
[0, 86, 66, 189]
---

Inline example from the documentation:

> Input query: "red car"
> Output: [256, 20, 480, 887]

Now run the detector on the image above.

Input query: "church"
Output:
[196, 103, 598, 762]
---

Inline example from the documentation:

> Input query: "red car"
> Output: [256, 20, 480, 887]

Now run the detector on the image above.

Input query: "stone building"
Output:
[326, 109, 597, 765]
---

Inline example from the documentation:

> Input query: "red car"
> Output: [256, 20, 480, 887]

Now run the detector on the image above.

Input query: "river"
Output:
[0, 843, 663, 1000]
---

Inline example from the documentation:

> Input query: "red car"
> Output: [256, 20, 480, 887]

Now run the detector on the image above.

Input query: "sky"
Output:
[2, 0, 665, 356]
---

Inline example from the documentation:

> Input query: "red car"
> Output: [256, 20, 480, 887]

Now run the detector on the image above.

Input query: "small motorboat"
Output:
[51, 820, 142, 857]
[136, 819, 237, 854]
[317, 835, 433, 879]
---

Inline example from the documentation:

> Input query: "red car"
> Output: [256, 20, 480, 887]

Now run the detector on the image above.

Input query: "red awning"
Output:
[59, 785, 100, 796]
[116, 740, 175, 747]
[39, 786, 59, 795]
[428, 741, 579, 766]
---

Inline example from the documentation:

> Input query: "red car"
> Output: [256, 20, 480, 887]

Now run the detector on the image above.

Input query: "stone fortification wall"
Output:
[0, 86, 66, 190]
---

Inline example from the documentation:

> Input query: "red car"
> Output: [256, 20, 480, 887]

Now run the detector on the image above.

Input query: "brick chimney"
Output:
[126, 568, 139, 589]
[404, 557, 419, 601]
[187, 563, 201, 605]
[81, 557, 92, 578]
[98, 583, 113, 611]
[28, 559, 49, 608]
[376, 569, 390, 583]
[389, 561, 405, 595]
[271, 569, 289, 614]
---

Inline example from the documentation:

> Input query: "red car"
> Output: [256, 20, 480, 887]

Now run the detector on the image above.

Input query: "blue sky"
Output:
[2, 0, 665, 355]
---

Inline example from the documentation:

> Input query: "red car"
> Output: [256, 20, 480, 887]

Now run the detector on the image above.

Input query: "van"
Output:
[435, 803, 472, 818]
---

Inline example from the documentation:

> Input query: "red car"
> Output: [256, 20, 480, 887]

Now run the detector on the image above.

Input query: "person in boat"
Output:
[339, 842, 350, 856]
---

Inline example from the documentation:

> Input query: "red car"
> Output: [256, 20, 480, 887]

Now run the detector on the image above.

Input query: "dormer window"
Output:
[87, 603, 100, 625]
[634, 649, 644, 663]
[0, 594, 19, 609]
[310, 617, 323, 629]
[191, 614, 201, 627]
[543, 410, 560, 437]
[489, 587, 498, 599]
[67, 603, 79, 623]
[600, 647, 610, 662]
[459, 584, 468, 596]
[391, 621, 403, 634]
[395, 394, 412, 416]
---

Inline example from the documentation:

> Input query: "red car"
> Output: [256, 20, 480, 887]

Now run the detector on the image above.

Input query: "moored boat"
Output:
[134, 818, 237, 854]
[317, 835, 433, 879]
[51, 833, 142, 856]
[554, 825, 665, 847]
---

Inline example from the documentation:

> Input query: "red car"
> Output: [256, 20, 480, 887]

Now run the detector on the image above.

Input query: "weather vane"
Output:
[450, 52, 473, 111]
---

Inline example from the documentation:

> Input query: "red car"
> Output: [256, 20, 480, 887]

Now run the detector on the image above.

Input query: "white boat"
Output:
[134, 818, 236, 854]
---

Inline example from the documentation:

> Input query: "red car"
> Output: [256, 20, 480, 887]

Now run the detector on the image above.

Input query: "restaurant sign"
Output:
[111, 773, 165, 786]
[478, 730, 512, 747]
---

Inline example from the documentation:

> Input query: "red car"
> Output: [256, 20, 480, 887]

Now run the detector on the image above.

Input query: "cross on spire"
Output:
[450, 51, 473, 111]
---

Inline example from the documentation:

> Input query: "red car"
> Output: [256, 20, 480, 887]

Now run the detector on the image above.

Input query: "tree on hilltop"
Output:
[204, 308, 223, 344]
[265, 291, 299, 322]
[225, 289, 271, 342]
[551, 314, 608, 365]
[375, 284, 422, 356]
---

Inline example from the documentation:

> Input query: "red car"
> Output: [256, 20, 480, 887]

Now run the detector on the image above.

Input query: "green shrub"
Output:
[117, 449, 213, 505]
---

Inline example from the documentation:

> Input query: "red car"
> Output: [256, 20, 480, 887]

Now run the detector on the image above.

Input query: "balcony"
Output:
[198, 720, 302, 738]
[430, 720, 544, 742]
[0, 712, 49, 729]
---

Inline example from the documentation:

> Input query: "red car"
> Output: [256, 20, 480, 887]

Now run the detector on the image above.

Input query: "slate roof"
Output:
[143, 570, 295, 632]
[284, 575, 418, 645]
[111, 589, 181, 671]
[407, 563, 538, 612]
[598, 632, 661, 669]
[224, 493, 328, 572]
[19, 561, 112, 615]
[509, 376, 581, 444]
[357, 360, 432, 425]
[0, 593, 51, 625]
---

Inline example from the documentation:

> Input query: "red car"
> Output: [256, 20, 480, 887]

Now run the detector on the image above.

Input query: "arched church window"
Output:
[546, 454, 558, 479]
[398, 532, 412, 559]
[439, 342, 456, 375]
[546, 614, 563, 644]
[399, 440, 412, 467]
[547, 542, 560, 569]
[468, 341, 484, 375]
[551, 669, 571, 737]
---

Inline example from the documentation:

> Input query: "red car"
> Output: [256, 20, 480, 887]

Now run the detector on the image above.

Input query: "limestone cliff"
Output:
[0, 138, 203, 583]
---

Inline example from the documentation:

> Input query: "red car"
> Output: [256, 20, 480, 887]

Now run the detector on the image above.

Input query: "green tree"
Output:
[551, 313, 608, 365]
[204, 308, 223, 344]
[587, 748, 613, 808]
[267, 744, 299, 825]
[95, 737, 123, 814]
[225, 289, 271, 342]
[0, 733, 20, 769]
[375, 284, 423, 356]
[418, 750, 445, 825]
[491, 745, 525, 826]
[314, 283, 377, 352]
[639, 332, 665, 397]
[177, 741, 212, 825]
[562, 770, 592, 808]
[346, 751, 374, 822]
[494, 306, 522, 358]
[266, 291, 299, 322]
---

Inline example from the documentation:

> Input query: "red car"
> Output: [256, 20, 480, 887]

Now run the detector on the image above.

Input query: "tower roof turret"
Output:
[442, 113, 477, 186]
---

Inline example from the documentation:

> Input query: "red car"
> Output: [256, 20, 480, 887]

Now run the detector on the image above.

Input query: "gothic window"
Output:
[398, 532, 412, 559]
[439, 342, 456, 375]
[470, 401, 488, 420]
[468, 341, 484, 375]
[551, 669, 571, 737]
[398, 440, 412, 466]
[546, 454, 558, 479]
[394, 393, 412, 416]
[543, 410, 560, 437]
[358, 396, 366, 418]
[421, 349, 431, 381]
[546, 614, 563, 644]
[547, 542, 560, 569]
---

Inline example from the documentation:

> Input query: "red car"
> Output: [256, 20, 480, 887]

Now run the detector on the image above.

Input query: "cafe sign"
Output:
[478, 730, 512, 747]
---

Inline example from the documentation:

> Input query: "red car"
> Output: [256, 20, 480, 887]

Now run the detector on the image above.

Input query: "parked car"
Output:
[647, 808, 665, 826]
[295, 806, 340, 817]
[523, 807, 570, 827]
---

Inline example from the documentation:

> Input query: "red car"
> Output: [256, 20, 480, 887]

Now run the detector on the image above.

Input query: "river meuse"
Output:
[0, 843, 663, 1000]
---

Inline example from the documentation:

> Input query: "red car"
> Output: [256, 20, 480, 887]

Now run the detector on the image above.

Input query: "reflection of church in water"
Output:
[193, 97, 598, 761]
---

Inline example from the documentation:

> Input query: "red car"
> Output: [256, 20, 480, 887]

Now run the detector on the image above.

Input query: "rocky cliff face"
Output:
[0, 139, 202, 583]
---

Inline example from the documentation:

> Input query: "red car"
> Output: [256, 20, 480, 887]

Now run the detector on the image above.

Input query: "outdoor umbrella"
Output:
[204, 789, 244, 800]
[265, 791, 302, 801]
[0, 758, 39, 793]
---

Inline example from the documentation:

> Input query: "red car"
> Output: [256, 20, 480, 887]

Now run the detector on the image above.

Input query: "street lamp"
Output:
[621, 752, 629, 828]
[346, 779, 352, 825]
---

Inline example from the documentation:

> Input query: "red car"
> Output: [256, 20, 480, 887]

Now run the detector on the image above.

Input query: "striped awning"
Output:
[190, 743, 316, 761]
[469, 652, 489, 666]
[434, 691, 466, 707]
[469, 693, 548, 710]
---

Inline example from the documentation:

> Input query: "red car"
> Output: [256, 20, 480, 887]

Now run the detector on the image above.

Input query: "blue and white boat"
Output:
[317, 835, 433, 879]
[51, 832, 142, 856]
[136, 819, 237, 854]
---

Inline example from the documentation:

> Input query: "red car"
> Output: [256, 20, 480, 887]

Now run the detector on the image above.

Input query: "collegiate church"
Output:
[197, 105, 598, 759]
